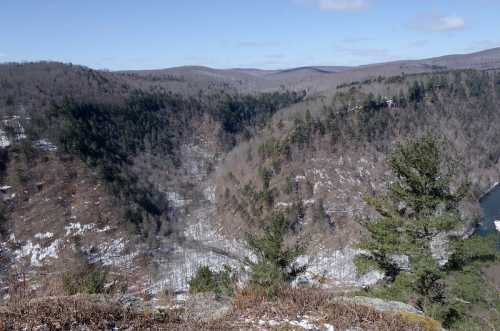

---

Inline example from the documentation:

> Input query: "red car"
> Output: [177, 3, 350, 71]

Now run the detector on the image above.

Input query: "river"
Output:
[479, 183, 500, 251]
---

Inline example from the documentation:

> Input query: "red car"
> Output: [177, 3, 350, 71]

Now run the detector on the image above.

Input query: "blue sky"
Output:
[1, 0, 500, 70]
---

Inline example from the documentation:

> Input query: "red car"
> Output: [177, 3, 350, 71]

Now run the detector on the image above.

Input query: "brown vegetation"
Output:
[0, 288, 440, 331]
[0, 295, 186, 330]
[233, 287, 434, 331]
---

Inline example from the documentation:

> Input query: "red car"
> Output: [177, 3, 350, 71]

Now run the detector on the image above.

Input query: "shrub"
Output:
[353, 255, 380, 276]
[399, 312, 443, 331]
[365, 272, 414, 303]
[62, 265, 108, 295]
[83, 268, 108, 294]
[448, 234, 498, 269]
[188, 265, 235, 296]
[246, 212, 306, 297]
[0, 203, 7, 236]
[258, 166, 273, 190]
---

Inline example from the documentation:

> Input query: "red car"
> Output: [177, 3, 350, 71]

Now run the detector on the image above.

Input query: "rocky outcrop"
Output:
[182, 292, 232, 322]
[295, 248, 385, 289]
[335, 296, 423, 315]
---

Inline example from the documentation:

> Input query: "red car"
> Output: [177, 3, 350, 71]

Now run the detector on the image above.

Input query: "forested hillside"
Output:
[219, 69, 500, 237]
[0, 60, 499, 330]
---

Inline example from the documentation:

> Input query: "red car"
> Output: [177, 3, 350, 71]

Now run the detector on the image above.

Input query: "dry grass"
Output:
[0, 288, 441, 330]
[0, 295, 235, 331]
[233, 287, 433, 331]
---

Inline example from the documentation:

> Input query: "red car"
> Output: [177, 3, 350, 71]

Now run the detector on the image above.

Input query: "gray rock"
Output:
[117, 294, 145, 310]
[431, 222, 476, 267]
[430, 232, 451, 267]
[183, 292, 232, 322]
[33, 139, 58, 152]
[335, 296, 423, 315]
[33, 326, 50, 331]
[357, 269, 385, 287]
[389, 254, 410, 271]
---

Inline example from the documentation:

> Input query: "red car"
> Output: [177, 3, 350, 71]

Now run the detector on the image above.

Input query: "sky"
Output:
[1, 0, 500, 70]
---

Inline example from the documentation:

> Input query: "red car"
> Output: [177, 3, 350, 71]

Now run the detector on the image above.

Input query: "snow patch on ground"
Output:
[152, 243, 246, 293]
[151, 212, 253, 293]
[154, 215, 383, 293]
[96, 226, 111, 233]
[295, 175, 306, 182]
[203, 185, 216, 203]
[289, 318, 318, 330]
[276, 201, 293, 208]
[33, 139, 58, 152]
[183, 218, 251, 258]
[0, 129, 10, 148]
[254, 316, 333, 330]
[86, 238, 139, 267]
[14, 239, 63, 267]
[64, 223, 111, 236]
[34, 232, 54, 240]
[2, 116, 26, 141]
[296, 248, 384, 288]
[303, 199, 316, 206]
[313, 180, 334, 194]
[65, 222, 95, 236]
[310, 168, 330, 180]
[181, 144, 215, 180]
[166, 192, 190, 208]
[430, 233, 451, 267]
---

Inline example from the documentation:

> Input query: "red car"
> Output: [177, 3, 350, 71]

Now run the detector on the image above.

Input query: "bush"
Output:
[365, 272, 414, 303]
[448, 234, 498, 269]
[0, 203, 7, 236]
[399, 312, 443, 331]
[246, 212, 306, 297]
[353, 255, 380, 276]
[62, 265, 108, 295]
[188, 265, 235, 296]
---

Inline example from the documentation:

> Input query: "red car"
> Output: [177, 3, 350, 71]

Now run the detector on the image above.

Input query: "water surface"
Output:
[479, 183, 500, 235]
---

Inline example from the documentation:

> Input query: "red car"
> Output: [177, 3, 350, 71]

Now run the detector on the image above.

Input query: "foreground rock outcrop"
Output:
[0, 289, 443, 331]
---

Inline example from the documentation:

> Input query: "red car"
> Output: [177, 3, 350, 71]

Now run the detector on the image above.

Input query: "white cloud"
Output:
[436, 16, 465, 31]
[410, 14, 465, 32]
[296, 0, 370, 11]
[318, 0, 368, 11]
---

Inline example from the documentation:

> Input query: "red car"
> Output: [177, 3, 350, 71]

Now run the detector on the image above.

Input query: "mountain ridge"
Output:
[116, 47, 500, 74]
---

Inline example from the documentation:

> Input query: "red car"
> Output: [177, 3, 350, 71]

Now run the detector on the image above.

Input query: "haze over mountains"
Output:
[115, 47, 500, 94]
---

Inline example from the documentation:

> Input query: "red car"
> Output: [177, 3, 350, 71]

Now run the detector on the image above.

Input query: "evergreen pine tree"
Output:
[246, 212, 306, 296]
[359, 134, 469, 278]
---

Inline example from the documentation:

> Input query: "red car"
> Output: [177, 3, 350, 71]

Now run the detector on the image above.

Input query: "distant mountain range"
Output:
[118, 47, 500, 93]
